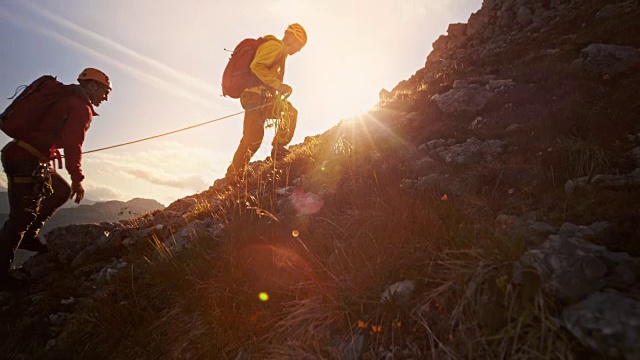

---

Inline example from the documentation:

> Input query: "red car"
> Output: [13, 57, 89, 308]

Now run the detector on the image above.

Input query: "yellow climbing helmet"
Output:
[77, 68, 112, 90]
[286, 23, 307, 47]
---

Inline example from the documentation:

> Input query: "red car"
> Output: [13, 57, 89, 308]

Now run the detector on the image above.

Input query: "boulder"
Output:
[341, 331, 369, 360]
[46, 224, 110, 264]
[381, 280, 416, 305]
[447, 23, 467, 38]
[572, 44, 640, 76]
[632, 146, 640, 167]
[516, 5, 534, 26]
[595, 2, 635, 19]
[466, 9, 487, 37]
[379, 88, 392, 101]
[432, 137, 505, 165]
[563, 292, 640, 359]
[433, 86, 494, 114]
[514, 227, 640, 303]
[486, 79, 514, 90]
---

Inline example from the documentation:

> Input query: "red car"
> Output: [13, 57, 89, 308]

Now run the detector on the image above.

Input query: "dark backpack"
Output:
[221, 37, 269, 98]
[0, 75, 74, 140]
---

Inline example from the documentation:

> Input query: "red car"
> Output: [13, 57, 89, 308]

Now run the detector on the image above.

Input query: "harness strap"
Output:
[14, 140, 49, 163]
[13, 140, 62, 173]
[8, 176, 34, 184]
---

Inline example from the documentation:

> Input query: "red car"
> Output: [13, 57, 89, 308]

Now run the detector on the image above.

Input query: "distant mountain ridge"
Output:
[41, 198, 165, 234]
[0, 194, 165, 234]
[0, 191, 97, 214]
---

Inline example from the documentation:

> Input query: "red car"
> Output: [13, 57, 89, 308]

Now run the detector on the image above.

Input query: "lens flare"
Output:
[259, 292, 269, 301]
[291, 189, 324, 215]
[292, 230, 299, 237]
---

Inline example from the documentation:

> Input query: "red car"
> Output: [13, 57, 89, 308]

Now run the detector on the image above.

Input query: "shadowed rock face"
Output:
[510, 220, 640, 358]
[516, 231, 640, 302]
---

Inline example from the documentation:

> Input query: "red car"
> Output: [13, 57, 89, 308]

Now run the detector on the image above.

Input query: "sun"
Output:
[309, 53, 381, 120]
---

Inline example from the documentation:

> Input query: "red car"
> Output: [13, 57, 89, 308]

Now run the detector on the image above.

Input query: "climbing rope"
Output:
[80, 101, 275, 155]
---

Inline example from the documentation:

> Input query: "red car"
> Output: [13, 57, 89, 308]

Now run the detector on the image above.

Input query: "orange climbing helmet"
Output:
[77, 68, 112, 90]
[286, 23, 307, 47]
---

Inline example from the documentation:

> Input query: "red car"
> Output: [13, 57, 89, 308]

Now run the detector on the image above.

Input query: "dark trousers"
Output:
[0, 156, 71, 276]
[226, 91, 298, 177]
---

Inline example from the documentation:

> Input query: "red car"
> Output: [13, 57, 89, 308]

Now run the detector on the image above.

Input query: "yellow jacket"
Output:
[244, 35, 288, 95]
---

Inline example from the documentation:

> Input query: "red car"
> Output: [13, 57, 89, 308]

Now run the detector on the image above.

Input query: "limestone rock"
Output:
[433, 86, 494, 114]
[515, 227, 640, 303]
[341, 332, 369, 360]
[572, 44, 640, 76]
[46, 224, 111, 264]
[632, 147, 640, 167]
[432, 137, 505, 165]
[595, 2, 636, 19]
[563, 292, 640, 359]
[447, 23, 467, 37]
[381, 280, 416, 305]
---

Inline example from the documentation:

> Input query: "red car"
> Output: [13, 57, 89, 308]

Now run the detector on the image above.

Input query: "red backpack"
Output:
[221, 37, 269, 98]
[0, 75, 75, 140]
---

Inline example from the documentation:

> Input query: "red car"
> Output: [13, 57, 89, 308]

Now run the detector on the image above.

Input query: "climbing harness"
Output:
[31, 164, 54, 199]
[8, 163, 53, 209]
[266, 93, 291, 143]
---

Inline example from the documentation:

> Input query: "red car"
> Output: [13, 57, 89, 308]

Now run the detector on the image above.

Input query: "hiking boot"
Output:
[18, 237, 48, 253]
[271, 146, 291, 160]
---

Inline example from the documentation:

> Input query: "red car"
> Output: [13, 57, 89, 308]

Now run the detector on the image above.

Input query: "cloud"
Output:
[80, 140, 226, 199]
[82, 182, 131, 202]
[84, 140, 225, 173]
[122, 168, 208, 191]
[0, 6, 216, 108]
[18, 1, 216, 94]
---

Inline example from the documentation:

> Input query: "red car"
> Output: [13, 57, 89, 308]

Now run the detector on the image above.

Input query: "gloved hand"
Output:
[71, 180, 85, 204]
[276, 83, 292, 96]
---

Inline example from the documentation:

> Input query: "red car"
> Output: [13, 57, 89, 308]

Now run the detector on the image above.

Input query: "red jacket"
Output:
[2, 86, 96, 183]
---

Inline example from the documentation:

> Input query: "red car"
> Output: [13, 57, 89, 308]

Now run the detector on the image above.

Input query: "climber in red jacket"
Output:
[0, 68, 111, 290]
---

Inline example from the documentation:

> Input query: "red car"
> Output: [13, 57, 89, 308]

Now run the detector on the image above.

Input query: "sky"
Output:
[0, 0, 481, 206]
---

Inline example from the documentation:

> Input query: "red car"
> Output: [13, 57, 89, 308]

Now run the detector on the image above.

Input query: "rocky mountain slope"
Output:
[1, 0, 639, 359]
[8, 197, 165, 269]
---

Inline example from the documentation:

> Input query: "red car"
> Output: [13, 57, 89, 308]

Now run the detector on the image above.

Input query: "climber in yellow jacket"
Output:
[224, 23, 307, 182]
